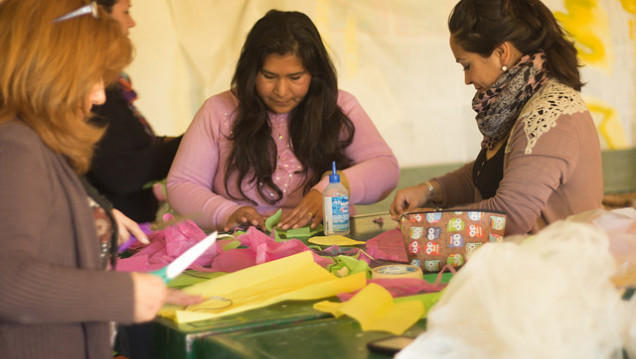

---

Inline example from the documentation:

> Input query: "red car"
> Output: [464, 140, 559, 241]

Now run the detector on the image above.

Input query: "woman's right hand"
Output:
[131, 272, 205, 323]
[224, 206, 266, 232]
[131, 272, 167, 323]
[389, 183, 432, 221]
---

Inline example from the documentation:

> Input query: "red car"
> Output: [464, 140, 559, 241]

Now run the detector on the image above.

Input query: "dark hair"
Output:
[448, 0, 582, 90]
[95, 0, 117, 13]
[226, 9, 355, 205]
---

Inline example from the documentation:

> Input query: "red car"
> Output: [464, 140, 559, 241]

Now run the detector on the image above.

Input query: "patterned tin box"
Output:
[400, 210, 506, 273]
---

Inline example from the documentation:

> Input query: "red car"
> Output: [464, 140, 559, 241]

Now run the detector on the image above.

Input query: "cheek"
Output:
[292, 78, 311, 98]
[255, 78, 270, 99]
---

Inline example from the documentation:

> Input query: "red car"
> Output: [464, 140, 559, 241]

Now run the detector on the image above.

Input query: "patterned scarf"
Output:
[118, 73, 158, 141]
[472, 51, 549, 149]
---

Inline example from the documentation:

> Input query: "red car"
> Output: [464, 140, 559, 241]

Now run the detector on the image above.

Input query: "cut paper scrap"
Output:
[309, 235, 365, 246]
[265, 209, 323, 242]
[208, 226, 333, 273]
[159, 251, 367, 323]
[327, 254, 370, 277]
[116, 218, 212, 273]
[365, 228, 409, 262]
[314, 283, 425, 335]
[337, 278, 447, 302]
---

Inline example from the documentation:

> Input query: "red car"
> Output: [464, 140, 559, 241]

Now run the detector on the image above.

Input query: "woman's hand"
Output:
[278, 189, 322, 230]
[166, 289, 204, 307]
[112, 208, 149, 246]
[130, 273, 204, 323]
[224, 206, 266, 232]
[389, 183, 433, 221]
[131, 272, 167, 322]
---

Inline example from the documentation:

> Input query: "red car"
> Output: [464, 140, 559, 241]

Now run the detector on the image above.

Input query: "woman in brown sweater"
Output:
[0, 1, 200, 358]
[390, 0, 603, 235]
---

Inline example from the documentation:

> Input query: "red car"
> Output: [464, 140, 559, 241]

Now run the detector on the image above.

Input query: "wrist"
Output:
[422, 180, 440, 204]
[423, 181, 434, 196]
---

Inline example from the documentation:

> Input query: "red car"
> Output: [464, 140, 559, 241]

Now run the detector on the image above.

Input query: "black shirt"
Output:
[472, 140, 507, 200]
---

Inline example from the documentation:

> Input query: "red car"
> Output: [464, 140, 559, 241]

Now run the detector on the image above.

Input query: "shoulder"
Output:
[0, 119, 41, 145]
[519, 79, 588, 123]
[513, 79, 590, 154]
[189, 91, 238, 136]
[336, 90, 361, 110]
[200, 90, 239, 114]
[0, 119, 53, 169]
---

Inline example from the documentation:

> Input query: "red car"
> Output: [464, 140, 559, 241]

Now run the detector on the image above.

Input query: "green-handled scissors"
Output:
[152, 231, 218, 283]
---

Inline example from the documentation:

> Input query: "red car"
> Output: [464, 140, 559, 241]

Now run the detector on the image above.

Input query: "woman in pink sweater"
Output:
[167, 10, 399, 232]
[390, 0, 603, 235]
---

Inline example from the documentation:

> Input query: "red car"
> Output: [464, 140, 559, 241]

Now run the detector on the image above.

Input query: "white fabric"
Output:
[397, 216, 636, 359]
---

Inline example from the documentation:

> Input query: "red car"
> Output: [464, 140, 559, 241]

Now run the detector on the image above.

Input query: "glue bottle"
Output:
[322, 161, 350, 235]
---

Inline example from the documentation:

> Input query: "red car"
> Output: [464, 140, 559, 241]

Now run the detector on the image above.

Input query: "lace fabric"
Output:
[508, 79, 589, 155]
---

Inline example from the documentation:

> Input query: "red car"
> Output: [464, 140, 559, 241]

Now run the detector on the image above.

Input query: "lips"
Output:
[272, 99, 291, 106]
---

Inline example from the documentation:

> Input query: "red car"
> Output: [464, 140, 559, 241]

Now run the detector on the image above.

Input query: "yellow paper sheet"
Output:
[313, 283, 425, 335]
[308, 235, 365, 246]
[159, 251, 367, 323]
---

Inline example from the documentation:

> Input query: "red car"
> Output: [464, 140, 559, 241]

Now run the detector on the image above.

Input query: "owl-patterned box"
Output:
[400, 210, 506, 273]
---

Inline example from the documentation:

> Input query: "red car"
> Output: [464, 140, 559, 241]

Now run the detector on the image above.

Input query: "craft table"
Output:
[195, 316, 428, 359]
[116, 212, 435, 359]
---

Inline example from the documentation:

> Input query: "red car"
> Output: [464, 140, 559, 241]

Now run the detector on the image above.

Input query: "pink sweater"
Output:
[167, 90, 399, 231]
[435, 80, 604, 235]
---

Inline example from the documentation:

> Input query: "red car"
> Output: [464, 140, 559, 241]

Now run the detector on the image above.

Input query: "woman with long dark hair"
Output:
[167, 9, 399, 232]
[390, 0, 603, 235]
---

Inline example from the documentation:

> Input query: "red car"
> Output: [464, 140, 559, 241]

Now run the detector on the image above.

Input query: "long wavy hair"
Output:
[448, 0, 582, 90]
[0, 0, 133, 173]
[226, 9, 355, 205]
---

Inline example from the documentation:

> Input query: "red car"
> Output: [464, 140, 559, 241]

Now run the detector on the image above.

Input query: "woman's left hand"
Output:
[278, 189, 322, 230]
[112, 208, 149, 246]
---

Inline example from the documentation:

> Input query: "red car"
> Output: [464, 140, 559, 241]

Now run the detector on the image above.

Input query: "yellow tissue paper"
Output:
[313, 283, 425, 335]
[308, 235, 366, 246]
[159, 251, 367, 323]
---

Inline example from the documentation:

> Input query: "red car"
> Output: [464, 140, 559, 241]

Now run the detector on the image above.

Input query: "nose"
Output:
[464, 72, 471, 86]
[273, 79, 288, 96]
[91, 88, 106, 106]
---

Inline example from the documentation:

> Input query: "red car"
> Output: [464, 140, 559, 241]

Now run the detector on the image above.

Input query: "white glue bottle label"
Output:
[322, 161, 350, 235]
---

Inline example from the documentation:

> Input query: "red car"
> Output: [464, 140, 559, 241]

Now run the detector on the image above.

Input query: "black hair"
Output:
[225, 9, 354, 205]
[448, 0, 583, 90]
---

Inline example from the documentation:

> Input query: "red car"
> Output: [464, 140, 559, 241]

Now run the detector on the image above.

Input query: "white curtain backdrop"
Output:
[126, 0, 636, 168]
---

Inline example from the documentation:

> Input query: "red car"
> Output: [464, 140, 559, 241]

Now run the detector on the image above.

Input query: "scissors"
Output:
[151, 231, 218, 283]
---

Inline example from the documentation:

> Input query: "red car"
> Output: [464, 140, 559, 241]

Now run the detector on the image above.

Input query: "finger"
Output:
[166, 289, 204, 306]
[310, 216, 321, 229]
[127, 223, 149, 245]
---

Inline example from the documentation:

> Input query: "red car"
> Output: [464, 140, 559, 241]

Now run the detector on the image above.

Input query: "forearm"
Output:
[0, 256, 135, 324]
[433, 161, 476, 207]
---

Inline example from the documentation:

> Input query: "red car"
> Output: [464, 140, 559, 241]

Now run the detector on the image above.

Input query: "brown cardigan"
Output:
[435, 79, 604, 235]
[0, 120, 136, 359]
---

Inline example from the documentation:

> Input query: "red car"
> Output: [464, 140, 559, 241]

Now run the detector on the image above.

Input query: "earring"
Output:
[502, 65, 508, 72]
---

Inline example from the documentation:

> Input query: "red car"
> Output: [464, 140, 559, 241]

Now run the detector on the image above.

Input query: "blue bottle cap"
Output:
[329, 161, 340, 183]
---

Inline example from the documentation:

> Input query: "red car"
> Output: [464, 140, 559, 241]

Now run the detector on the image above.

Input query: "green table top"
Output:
[116, 299, 330, 359]
[195, 316, 427, 359]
